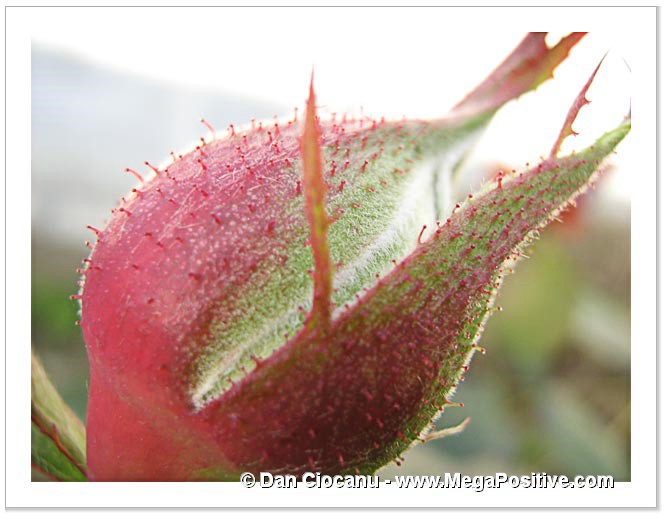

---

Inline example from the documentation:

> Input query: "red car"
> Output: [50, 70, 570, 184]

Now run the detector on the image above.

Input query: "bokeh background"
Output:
[31, 11, 631, 482]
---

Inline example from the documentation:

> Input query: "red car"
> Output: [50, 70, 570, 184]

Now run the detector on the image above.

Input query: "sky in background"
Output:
[30, 11, 632, 119]
[30, 9, 633, 200]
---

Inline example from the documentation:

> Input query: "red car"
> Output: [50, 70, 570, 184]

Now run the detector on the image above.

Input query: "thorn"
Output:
[86, 225, 101, 237]
[418, 225, 427, 245]
[125, 168, 144, 183]
[423, 417, 471, 443]
[144, 161, 160, 174]
[200, 118, 215, 138]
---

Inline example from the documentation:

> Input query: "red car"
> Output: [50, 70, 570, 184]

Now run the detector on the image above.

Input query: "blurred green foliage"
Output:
[32, 237, 89, 422]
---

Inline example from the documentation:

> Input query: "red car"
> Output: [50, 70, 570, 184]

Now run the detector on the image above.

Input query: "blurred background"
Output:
[31, 9, 631, 481]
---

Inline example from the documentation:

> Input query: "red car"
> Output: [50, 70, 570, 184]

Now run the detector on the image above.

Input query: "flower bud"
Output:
[78, 33, 629, 480]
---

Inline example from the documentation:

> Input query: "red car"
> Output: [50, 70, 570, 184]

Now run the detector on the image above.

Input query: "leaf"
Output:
[31, 349, 87, 481]
[452, 32, 587, 117]
[32, 423, 86, 482]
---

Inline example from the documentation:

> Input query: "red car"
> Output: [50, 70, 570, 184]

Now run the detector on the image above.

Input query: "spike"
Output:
[125, 168, 144, 183]
[423, 417, 471, 443]
[198, 118, 215, 138]
[300, 73, 332, 335]
[418, 225, 427, 245]
[550, 55, 606, 158]
[144, 161, 160, 174]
